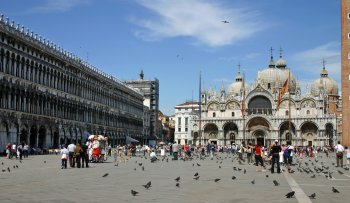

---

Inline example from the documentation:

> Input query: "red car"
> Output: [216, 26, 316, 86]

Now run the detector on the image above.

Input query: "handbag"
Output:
[61, 154, 68, 160]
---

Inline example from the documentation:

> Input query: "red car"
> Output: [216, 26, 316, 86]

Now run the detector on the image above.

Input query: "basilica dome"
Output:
[256, 56, 297, 93]
[228, 71, 250, 96]
[311, 67, 338, 96]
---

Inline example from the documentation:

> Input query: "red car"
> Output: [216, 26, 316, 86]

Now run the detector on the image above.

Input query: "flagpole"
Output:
[199, 71, 202, 147]
[288, 71, 292, 142]
[242, 71, 246, 145]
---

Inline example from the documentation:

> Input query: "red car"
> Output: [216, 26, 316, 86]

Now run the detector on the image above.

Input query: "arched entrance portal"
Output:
[223, 122, 238, 145]
[204, 123, 218, 145]
[279, 121, 296, 143]
[247, 116, 270, 146]
[253, 129, 266, 146]
[300, 122, 318, 146]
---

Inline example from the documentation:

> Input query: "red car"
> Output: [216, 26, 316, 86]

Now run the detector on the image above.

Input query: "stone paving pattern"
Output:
[0, 153, 349, 203]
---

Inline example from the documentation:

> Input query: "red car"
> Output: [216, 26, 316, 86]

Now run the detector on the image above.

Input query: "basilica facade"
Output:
[193, 52, 340, 147]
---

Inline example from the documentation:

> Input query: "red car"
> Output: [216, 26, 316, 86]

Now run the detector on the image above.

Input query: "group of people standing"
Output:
[5, 142, 29, 160]
[60, 143, 89, 169]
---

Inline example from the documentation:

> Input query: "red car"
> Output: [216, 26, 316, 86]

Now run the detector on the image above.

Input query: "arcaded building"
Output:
[194, 52, 340, 147]
[0, 15, 144, 153]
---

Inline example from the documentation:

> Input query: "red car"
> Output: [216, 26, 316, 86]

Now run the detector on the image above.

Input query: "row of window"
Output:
[0, 48, 143, 117]
[177, 127, 188, 132]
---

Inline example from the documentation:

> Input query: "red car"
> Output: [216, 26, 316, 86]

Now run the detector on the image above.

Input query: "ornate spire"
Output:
[236, 62, 243, 82]
[268, 47, 275, 68]
[139, 69, 144, 80]
[321, 59, 328, 78]
[279, 46, 283, 58]
[220, 80, 225, 92]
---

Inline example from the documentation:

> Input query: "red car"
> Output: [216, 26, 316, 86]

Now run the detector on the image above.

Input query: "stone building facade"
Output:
[0, 15, 144, 153]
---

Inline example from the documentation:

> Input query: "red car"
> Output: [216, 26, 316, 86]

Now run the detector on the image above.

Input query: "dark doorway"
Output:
[20, 129, 28, 144]
[211, 141, 217, 145]
[38, 126, 46, 149]
[53, 131, 59, 148]
[308, 141, 312, 147]
[257, 138, 264, 146]
[30, 125, 37, 148]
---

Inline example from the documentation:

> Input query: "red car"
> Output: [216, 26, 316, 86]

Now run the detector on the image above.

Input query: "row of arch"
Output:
[197, 118, 334, 143]
[206, 96, 318, 111]
[0, 119, 144, 153]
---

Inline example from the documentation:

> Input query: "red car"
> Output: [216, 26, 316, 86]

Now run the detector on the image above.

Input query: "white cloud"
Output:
[30, 0, 92, 13]
[292, 42, 340, 76]
[133, 0, 266, 47]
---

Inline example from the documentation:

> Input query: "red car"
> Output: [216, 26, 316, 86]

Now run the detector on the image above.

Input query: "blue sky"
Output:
[1, 0, 341, 115]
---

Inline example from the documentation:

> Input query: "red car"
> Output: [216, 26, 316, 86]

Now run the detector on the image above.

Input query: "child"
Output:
[60, 145, 69, 169]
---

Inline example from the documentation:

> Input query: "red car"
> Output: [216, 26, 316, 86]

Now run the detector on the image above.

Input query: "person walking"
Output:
[67, 142, 76, 167]
[270, 140, 282, 173]
[74, 143, 83, 168]
[172, 142, 179, 160]
[246, 142, 253, 164]
[251, 142, 266, 172]
[345, 146, 350, 168]
[285, 140, 294, 173]
[23, 143, 29, 158]
[81, 142, 89, 168]
[17, 143, 24, 161]
[60, 145, 69, 169]
[335, 141, 345, 167]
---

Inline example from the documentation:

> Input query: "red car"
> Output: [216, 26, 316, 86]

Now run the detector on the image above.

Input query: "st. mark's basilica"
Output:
[193, 51, 341, 147]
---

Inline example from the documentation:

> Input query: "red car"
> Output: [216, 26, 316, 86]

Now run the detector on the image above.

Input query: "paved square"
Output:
[0, 152, 349, 203]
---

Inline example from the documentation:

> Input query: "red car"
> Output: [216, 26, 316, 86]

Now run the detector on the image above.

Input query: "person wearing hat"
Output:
[270, 139, 282, 173]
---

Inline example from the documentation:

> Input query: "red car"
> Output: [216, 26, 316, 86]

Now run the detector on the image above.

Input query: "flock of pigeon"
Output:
[97, 153, 347, 200]
[1, 152, 347, 201]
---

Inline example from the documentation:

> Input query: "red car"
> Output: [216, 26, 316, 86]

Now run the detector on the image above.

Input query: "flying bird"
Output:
[175, 176, 180, 182]
[232, 176, 236, 180]
[131, 190, 138, 196]
[142, 166, 145, 171]
[244, 169, 246, 174]
[251, 179, 255, 184]
[102, 173, 109, 177]
[310, 174, 316, 178]
[273, 180, 279, 186]
[332, 187, 340, 193]
[285, 191, 295, 198]
[194, 172, 199, 177]
[193, 176, 200, 180]
[176, 183, 180, 187]
[214, 178, 221, 182]
[197, 163, 201, 166]
[337, 170, 344, 175]
[266, 175, 269, 178]
[309, 193, 316, 199]
[221, 20, 229, 23]
[7, 167, 10, 173]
